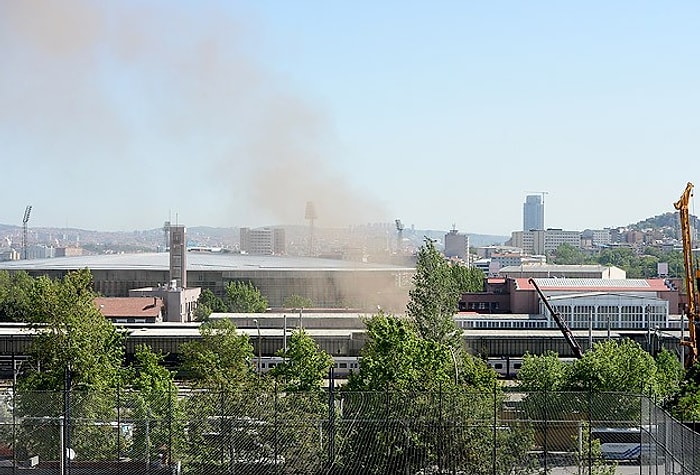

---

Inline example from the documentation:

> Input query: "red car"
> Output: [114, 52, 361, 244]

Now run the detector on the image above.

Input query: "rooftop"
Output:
[515, 278, 672, 292]
[0, 252, 414, 272]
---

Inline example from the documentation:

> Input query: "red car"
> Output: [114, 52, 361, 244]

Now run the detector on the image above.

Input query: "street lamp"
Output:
[253, 319, 261, 374]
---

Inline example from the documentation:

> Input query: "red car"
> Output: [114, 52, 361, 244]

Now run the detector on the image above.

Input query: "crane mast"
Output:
[674, 182, 699, 367]
[529, 278, 584, 359]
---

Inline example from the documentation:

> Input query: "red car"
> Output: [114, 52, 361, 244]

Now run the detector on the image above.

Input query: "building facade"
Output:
[240, 227, 286, 255]
[444, 229, 470, 261]
[508, 229, 582, 254]
[523, 195, 544, 231]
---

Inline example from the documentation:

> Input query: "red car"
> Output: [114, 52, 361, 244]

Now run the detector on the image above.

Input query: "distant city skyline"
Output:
[1, 2, 698, 235]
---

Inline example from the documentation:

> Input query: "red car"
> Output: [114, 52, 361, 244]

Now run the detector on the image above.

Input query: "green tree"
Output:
[406, 238, 462, 349]
[346, 312, 457, 391]
[122, 345, 180, 465]
[341, 312, 526, 474]
[270, 329, 332, 392]
[21, 269, 124, 390]
[193, 302, 212, 322]
[654, 348, 684, 400]
[197, 288, 227, 313]
[268, 330, 332, 473]
[669, 359, 700, 421]
[552, 243, 593, 265]
[0, 270, 35, 322]
[567, 339, 660, 394]
[450, 262, 484, 293]
[16, 269, 125, 462]
[179, 320, 267, 472]
[283, 294, 313, 310]
[224, 281, 268, 313]
[517, 351, 570, 392]
[180, 319, 255, 389]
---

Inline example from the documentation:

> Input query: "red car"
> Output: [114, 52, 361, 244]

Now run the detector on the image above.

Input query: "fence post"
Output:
[543, 387, 548, 474]
[63, 366, 71, 475]
[274, 380, 279, 474]
[327, 366, 336, 470]
[116, 378, 121, 473]
[11, 364, 15, 475]
[588, 385, 593, 475]
[438, 381, 443, 473]
[492, 383, 497, 475]
[639, 383, 643, 475]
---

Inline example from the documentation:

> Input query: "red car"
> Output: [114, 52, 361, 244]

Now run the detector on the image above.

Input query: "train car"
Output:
[253, 356, 361, 378]
[486, 356, 577, 379]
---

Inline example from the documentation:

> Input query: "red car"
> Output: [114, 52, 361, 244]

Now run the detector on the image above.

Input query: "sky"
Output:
[1, 1, 699, 236]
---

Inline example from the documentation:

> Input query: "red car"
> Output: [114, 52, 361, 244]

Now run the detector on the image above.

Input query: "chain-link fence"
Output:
[0, 385, 696, 474]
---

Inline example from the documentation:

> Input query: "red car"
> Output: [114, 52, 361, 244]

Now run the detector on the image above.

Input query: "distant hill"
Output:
[628, 211, 696, 231]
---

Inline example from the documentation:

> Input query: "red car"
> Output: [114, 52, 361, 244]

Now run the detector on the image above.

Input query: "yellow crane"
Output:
[674, 182, 700, 368]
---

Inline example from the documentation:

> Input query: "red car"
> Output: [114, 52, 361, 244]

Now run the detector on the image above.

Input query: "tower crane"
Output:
[525, 191, 549, 202]
[674, 182, 700, 368]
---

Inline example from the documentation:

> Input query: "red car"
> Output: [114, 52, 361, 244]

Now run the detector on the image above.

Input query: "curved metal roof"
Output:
[0, 252, 414, 272]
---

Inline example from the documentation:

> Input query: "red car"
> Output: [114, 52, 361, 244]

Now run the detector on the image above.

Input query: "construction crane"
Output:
[22, 205, 32, 260]
[529, 278, 585, 359]
[674, 182, 700, 368]
[525, 190, 549, 202]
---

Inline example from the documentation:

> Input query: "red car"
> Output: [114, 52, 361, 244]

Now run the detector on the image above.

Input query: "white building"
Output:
[508, 229, 582, 254]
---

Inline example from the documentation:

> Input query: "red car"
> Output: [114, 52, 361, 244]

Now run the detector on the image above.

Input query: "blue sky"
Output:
[1, 1, 699, 235]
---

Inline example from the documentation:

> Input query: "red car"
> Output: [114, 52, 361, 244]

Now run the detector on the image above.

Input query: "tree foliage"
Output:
[517, 351, 570, 392]
[122, 345, 180, 464]
[341, 312, 526, 474]
[406, 238, 462, 349]
[551, 244, 685, 279]
[21, 269, 124, 391]
[519, 339, 682, 398]
[14, 269, 126, 462]
[551, 243, 595, 265]
[270, 329, 332, 392]
[224, 281, 268, 313]
[0, 270, 35, 322]
[668, 358, 700, 420]
[283, 294, 314, 310]
[197, 288, 226, 314]
[450, 262, 484, 293]
[346, 312, 495, 392]
[180, 319, 255, 389]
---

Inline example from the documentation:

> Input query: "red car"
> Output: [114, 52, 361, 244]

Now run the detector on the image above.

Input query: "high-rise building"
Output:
[240, 227, 286, 255]
[444, 228, 470, 261]
[523, 195, 545, 231]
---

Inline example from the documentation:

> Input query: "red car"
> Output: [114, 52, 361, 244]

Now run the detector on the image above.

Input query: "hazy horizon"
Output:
[2, 2, 698, 235]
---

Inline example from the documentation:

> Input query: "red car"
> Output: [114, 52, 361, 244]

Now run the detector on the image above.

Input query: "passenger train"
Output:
[253, 355, 561, 380]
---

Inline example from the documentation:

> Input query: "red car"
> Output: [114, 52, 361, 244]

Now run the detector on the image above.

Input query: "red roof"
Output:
[514, 278, 672, 293]
[95, 297, 164, 318]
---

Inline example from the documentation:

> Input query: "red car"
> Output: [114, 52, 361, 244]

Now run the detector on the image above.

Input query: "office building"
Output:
[240, 227, 286, 255]
[523, 195, 544, 231]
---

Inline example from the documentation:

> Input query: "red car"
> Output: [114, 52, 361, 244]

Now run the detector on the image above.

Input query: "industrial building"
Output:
[0, 252, 414, 312]
[459, 276, 681, 329]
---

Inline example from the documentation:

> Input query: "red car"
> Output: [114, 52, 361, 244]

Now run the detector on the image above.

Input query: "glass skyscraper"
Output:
[523, 195, 544, 231]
